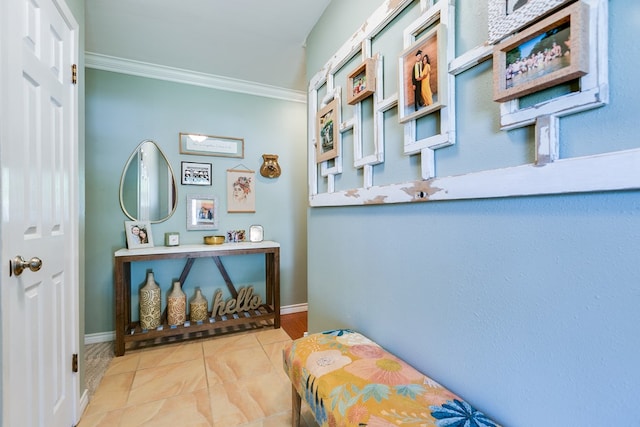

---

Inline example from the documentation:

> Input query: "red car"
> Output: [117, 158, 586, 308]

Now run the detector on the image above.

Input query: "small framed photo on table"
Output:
[124, 220, 154, 249]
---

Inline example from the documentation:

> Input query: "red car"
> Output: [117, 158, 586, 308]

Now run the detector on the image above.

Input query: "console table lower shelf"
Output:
[124, 304, 276, 342]
[114, 242, 280, 356]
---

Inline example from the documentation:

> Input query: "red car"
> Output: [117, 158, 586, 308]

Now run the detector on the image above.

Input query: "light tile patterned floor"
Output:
[78, 327, 319, 427]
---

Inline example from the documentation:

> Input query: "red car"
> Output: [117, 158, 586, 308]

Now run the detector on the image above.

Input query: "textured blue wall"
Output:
[306, 1, 640, 425]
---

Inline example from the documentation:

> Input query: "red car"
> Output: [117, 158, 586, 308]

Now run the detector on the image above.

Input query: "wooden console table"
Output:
[113, 241, 280, 356]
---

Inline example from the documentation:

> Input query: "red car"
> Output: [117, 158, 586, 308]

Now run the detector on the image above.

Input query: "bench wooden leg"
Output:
[291, 384, 301, 427]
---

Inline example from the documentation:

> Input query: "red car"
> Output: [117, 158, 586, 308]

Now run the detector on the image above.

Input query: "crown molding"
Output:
[85, 52, 306, 104]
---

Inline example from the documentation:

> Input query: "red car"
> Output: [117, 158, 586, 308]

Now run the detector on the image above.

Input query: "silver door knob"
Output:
[9, 256, 42, 277]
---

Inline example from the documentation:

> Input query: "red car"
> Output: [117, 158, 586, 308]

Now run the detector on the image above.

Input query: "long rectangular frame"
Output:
[179, 132, 244, 158]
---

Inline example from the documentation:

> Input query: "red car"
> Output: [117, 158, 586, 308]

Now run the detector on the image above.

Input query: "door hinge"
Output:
[71, 64, 77, 85]
[72, 353, 78, 373]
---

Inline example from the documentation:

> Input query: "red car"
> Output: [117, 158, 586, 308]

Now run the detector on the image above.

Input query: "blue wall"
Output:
[306, 1, 640, 425]
[85, 70, 308, 335]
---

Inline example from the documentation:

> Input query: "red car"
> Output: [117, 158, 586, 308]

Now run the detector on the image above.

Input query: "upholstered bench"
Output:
[283, 329, 501, 427]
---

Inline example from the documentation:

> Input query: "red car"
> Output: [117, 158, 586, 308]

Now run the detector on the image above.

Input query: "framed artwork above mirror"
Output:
[179, 132, 244, 158]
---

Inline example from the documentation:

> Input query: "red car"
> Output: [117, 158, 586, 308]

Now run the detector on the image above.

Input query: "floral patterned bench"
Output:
[283, 329, 501, 427]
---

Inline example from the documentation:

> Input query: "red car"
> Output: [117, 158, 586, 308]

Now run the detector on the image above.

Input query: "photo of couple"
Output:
[410, 48, 434, 112]
[400, 29, 440, 122]
[125, 220, 154, 248]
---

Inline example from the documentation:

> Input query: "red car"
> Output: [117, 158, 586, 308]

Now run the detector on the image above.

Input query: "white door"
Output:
[0, 0, 80, 425]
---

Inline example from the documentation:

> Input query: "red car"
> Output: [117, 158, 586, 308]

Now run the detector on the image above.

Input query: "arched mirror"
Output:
[119, 140, 177, 223]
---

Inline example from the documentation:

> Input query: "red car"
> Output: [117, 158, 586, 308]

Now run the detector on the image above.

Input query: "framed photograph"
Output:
[179, 132, 244, 158]
[186, 194, 219, 230]
[398, 25, 444, 124]
[347, 58, 376, 105]
[488, 0, 573, 44]
[227, 169, 256, 213]
[124, 220, 154, 249]
[316, 98, 340, 163]
[493, 1, 589, 103]
[181, 161, 212, 186]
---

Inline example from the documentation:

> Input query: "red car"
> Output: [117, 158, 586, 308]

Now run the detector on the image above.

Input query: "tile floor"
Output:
[78, 327, 318, 427]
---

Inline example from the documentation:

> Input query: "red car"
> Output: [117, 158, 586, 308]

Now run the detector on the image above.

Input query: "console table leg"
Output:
[114, 260, 128, 356]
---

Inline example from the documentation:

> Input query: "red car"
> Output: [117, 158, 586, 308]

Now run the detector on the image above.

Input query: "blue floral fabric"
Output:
[283, 330, 502, 427]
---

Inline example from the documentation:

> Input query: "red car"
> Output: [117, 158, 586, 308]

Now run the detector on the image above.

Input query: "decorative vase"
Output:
[167, 281, 186, 326]
[190, 288, 209, 323]
[259, 154, 281, 178]
[139, 271, 161, 330]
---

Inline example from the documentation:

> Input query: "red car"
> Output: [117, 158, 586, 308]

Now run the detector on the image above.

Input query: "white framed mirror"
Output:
[119, 140, 178, 223]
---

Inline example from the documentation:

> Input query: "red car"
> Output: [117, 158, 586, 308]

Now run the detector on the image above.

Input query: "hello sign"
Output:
[211, 286, 263, 317]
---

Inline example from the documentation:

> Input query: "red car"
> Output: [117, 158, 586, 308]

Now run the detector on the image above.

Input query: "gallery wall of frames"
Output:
[308, 0, 635, 207]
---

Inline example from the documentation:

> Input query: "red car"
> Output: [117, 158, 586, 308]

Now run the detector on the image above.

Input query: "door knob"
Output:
[9, 256, 42, 277]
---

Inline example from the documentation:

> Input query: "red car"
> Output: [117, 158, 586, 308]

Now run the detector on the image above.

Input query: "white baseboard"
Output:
[84, 331, 115, 344]
[76, 388, 90, 424]
[84, 303, 308, 344]
[280, 303, 308, 315]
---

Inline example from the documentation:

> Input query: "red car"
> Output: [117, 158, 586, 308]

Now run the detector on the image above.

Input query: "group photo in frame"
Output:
[179, 132, 244, 158]
[227, 169, 256, 213]
[124, 220, 154, 249]
[347, 58, 376, 105]
[315, 98, 340, 163]
[181, 161, 212, 186]
[398, 25, 444, 124]
[493, 1, 589, 103]
[186, 194, 219, 230]
[488, 0, 573, 44]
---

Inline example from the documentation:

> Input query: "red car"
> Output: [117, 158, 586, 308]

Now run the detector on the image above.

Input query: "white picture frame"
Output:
[488, 0, 573, 44]
[124, 220, 154, 249]
[186, 194, 219, 230]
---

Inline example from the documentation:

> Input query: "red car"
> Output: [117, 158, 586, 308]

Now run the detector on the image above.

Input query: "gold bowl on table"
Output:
[203, 235, 225, 245]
